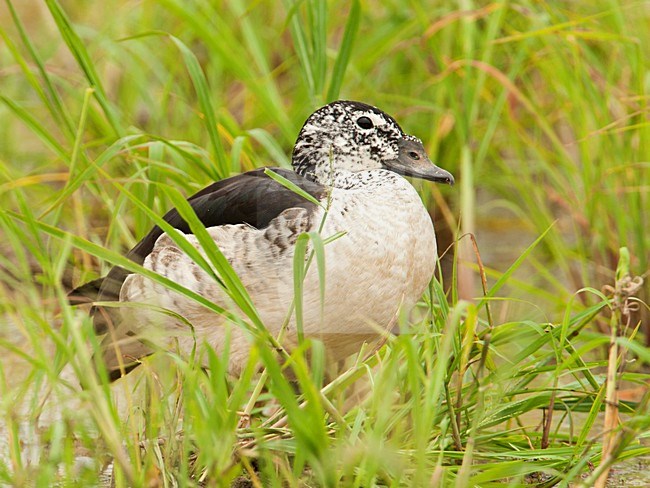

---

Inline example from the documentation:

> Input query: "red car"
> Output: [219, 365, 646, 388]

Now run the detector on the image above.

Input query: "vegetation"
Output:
[0, 0, 648, 486]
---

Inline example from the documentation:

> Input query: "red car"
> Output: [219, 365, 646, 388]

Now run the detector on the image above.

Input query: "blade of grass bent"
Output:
[478, 223, 555, 304]
[263, 168, 323, 206]
[4, 209, 249, 330]
[161, 186, 266, 332]
[39, 135, 144, 218]
[107, 179, 224, 289]
[106, 178, 278, 353]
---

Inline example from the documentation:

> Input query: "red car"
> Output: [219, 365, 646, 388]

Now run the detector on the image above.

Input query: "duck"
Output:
[71, 100, 454, 380]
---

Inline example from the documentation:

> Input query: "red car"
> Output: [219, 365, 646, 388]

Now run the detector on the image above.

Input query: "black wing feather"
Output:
[68, 167, 326, 334]
[127, 167, 325, 264]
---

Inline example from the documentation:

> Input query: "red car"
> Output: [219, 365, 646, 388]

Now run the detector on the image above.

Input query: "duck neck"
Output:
[294, 152, 390, 189]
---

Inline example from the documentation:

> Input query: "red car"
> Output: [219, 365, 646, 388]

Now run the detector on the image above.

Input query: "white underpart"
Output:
[119, 169, 437, 373]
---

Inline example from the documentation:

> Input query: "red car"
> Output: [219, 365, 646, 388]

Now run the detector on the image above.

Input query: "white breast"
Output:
[299, 173, 437, 346]
[119, 171, 437, 371]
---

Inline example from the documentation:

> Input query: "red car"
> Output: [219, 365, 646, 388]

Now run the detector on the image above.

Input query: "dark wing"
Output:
[69, 167, 327, 334]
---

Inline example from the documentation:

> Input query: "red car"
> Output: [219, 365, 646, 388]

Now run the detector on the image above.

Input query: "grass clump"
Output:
[0, 0, 648, 486]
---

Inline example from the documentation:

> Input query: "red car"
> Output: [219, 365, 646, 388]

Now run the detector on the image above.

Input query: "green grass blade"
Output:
[326, 0, 361, 102]
[4, 209, 242, 325]
[66, 88, 94, 186]
[0, 0, 75, 139]
[44, 0, 123, 136]
[248, 128, 291, 168]
[169, 35, 228, 179]
[0, 95, 68, 161]
[309, 0, 327, 97]
[293, 233, 309, 343]
[283, 0, 315, 98]
[160, 185, 266, 332]
[307, 231, 326, 315]
[263, 168, 323, 206]
[40, 134, 144, 217]
[479, 224, 554, 302]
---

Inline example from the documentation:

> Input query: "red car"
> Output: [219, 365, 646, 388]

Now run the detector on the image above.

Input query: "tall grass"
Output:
[0, 0, 648, 485]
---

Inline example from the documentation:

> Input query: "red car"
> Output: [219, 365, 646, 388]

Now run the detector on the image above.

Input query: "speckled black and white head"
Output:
[292, 100, 454, 187]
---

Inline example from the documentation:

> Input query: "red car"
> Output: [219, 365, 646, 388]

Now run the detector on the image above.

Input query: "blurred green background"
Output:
[0, 1, 649, 485]
[1, 0, 647, 327]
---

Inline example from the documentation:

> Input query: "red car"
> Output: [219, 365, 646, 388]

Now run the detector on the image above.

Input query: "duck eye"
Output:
[356, 116, 374, 129]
